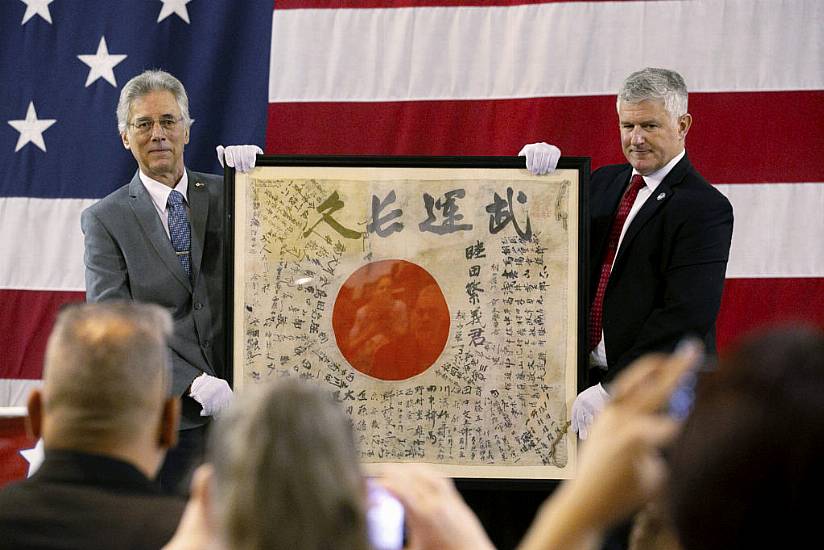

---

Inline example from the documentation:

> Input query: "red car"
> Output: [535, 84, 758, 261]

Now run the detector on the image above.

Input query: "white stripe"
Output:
[0, 380, 41, 408]
[717, 183, 824, 278]
[0, 197, 92, 291]
[270, 0, 823, 102]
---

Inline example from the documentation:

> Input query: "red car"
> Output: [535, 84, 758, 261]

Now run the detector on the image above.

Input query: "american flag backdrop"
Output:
[1, 0, 823, 479]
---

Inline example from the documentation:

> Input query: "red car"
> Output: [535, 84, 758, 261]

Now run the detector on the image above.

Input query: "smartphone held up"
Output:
[366, 479, 405, 550]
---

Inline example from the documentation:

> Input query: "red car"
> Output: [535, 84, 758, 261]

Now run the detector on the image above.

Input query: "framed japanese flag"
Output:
[227, 155, 589, 479]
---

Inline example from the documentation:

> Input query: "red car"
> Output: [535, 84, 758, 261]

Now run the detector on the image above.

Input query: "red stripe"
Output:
[0, 290, 85, 380]
[266, 91, 824, 184]
[717, 278, 824, 351]
[274, 1, 599, 9]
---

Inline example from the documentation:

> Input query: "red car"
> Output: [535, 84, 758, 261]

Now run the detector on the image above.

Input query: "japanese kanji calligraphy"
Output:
[232, 161, 582, 479]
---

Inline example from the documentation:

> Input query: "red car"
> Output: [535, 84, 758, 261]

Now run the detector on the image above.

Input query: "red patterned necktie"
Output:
[588, 174, 646, 352]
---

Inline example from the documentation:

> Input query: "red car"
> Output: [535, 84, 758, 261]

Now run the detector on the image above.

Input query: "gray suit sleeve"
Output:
[81, 207, 131, 302]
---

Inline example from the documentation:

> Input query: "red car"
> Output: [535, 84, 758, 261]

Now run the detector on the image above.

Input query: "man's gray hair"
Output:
[617, 67, 689, 119]
[116, 69, 192, 133]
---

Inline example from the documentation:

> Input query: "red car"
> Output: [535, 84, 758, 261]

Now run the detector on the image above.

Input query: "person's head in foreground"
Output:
[174, 379, 371, 550]
[667, 324, 824, 550]
[28, 300, 178, 477]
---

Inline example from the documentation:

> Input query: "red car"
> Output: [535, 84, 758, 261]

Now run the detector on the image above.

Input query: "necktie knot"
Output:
[629, 174, 645, 193]
[168, 189, 185, 207]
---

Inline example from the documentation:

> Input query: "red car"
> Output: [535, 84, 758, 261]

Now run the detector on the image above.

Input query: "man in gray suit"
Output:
[81, 69, 259, 494]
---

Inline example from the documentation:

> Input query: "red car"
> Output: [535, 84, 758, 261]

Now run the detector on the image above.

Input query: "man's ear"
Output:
[121, 131, 131, 150]
[678, 113, 693, 140]
[158, 397, 180, 449]
[26, 389, 43, 439]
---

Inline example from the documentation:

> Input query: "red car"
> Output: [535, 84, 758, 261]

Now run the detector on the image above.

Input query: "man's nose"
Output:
[150, 122, 167, 139]
[630, 127, 644, 144]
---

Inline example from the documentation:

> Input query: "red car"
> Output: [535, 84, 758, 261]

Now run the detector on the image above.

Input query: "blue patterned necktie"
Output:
[167, 190, 191, 278]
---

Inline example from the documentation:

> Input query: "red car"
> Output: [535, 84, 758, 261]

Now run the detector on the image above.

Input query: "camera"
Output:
[366, 479, 405, 550]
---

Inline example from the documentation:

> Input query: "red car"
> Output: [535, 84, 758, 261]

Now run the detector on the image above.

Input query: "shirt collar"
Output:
[139, 169, 189, 211]
[631, 149, 685, 192]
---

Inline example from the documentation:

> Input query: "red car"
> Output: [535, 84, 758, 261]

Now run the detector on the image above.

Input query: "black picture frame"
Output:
[225, 154, 590, 484]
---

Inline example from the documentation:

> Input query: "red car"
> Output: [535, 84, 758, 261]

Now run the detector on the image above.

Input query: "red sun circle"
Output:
[332, 259, 450, 381]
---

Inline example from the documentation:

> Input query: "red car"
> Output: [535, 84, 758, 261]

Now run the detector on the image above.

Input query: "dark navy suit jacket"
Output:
[589, 154, 733, 382]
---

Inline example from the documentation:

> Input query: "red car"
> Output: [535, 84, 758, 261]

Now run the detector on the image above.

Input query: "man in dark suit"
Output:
[521, 67, 733, 439]
[81, 69, 260, 493]
[0, 302, 184, 549]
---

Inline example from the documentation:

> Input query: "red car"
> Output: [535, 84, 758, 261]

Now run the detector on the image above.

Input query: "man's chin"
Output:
[627, 157, 657, 175]
[144, 163, 182, 184]
[147, 158, 175, 171]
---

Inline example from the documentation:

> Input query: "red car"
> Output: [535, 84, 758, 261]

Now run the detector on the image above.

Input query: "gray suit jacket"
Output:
[81, 169, 225, 429]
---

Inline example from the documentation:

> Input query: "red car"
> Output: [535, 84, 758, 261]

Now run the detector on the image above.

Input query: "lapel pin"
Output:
[194, 181, 205, 188]
[656, 192, 666, 201]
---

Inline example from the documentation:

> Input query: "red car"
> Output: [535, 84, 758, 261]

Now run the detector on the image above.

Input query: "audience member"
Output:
[667, 324, 824, 550]
[164, 378, 372, 550]
[0, 302, 185, 549]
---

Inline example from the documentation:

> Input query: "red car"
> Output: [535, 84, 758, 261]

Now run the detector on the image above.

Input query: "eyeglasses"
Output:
[129, 116, 184, 134]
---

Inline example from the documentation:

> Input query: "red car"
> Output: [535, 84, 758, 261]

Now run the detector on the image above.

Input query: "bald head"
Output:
[40, 302, 173, 452]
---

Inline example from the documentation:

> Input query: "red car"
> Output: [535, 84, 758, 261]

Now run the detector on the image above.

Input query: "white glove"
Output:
[216, 144, 263, 173]
[189, 373, 233, 417]
[571, 383, 610, 440]
[518, 142, 561, 175]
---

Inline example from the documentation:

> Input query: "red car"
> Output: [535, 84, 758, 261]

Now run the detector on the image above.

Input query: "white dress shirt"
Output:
[139, 170, 190, 238]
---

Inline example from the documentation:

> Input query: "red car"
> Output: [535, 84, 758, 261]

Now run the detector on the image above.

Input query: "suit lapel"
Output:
[613, 155, 691, 270]
[128, 173, 192, 291]
[187, 170, 210, 284]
